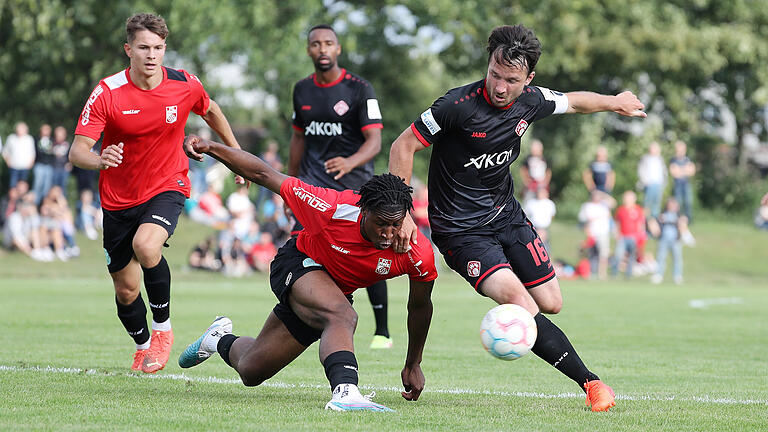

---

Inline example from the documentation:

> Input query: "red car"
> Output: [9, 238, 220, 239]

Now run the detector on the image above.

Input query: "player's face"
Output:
[361, 208, 406, 250]
[485, 55, 535, 108]
[307, 29, 341, 72]
[124, 30, 166, 79]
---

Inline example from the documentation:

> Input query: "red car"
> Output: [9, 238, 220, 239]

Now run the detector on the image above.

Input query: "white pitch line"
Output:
[1, 364, 766, 406]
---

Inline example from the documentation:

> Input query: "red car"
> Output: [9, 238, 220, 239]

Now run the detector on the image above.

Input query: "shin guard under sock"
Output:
[217, 334, 239, 368]
[143, 256, 171, 323]
[323, 351, 359, 390]
[531, 313, 599, 389]
[116, 294, 150, 345]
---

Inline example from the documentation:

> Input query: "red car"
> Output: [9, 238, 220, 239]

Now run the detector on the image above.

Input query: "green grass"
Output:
[1, 216, 767, 431]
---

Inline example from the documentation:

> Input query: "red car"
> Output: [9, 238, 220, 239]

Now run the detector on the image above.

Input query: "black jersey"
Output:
[411, 79, 568, 234]
[292, 68, 383, 191]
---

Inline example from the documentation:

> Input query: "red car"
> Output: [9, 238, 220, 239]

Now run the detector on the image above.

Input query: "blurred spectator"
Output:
[649, 197, 692, 284]
[3, 122, 36, 187]
[221, 237, 251, 277]
[41, 185, 79, 258]
[578, 189, 614, 279]
[612, 190, 645, 278]
[78, 189, 102, 240]
[51, 126, 72, 191]
[412, 183, 430, 238]
[249, 231, 277, 273]
[189, 128, 212, 198]
[1, 183, 23, 229]
[754, 193, 768, 230]
[188, 235, 221, 271]
[260, 194, 291, 246]
[523, 187, 556, 250]
[638, 141, 667, 218]
[254, 139, 284, 210]
[520, 139, 551, 201]
[2, 199, 48, 261]
[189, 184, 229, 227]
[241, 220, 263, 250]
[226, 185, 255, 238]
[669, 140, 696, 223]
[582, 145, 615, 194]
[31, 124, 55, 204]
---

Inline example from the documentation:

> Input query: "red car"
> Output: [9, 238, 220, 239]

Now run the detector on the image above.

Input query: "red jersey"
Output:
[75, 67, 210, 210]
[280, 177, 438, 294]
[615, 204, 645, 236]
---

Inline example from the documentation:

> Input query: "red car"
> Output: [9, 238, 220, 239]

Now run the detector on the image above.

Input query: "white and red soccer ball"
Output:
[480, 304, 537, 360]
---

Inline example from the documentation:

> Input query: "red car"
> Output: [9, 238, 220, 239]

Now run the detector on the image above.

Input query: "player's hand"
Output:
[99, 142, 124, 170]
[613, 91, 647, 118]
[393, 213, 418, 254]
[183, 134, 207, 161]
[401, 363, 425, 401]
[324, 156, 354, 180]
[234, 174, 250, 188]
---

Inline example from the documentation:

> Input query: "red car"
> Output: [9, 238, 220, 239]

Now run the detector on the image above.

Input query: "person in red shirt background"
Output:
[612, 190, 645, 278]
[69, 13, 244, 374]
[178, 134, 436, 412]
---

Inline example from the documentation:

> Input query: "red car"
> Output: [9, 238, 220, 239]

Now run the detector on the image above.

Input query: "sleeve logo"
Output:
[420, 108, 441, 135]
[367, 99, 382, 120]
[292, 186, 331, 212]
[80, 85, 104, 126]
[467, 260, 481, 277]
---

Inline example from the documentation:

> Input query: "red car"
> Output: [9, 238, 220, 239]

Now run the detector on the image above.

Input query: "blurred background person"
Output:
[523, 187, 556, 251]
[78, 188, 102, 240]
[520, 139, 551, 201]
[669, 139, 696, 223]
[649, 197, 690, 284]
[582, 145, 615, 194]
[51, 126, 72, 191]
[31, 124, 54, 205]
[612, 190, 644, 279]
[578, 190, 614, 280]
[638, 141, 667, 218]
[3, 122, 36, 188]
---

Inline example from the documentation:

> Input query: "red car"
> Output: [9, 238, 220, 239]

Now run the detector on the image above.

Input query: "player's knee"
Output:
[327, 303, 358, 333]
[539, 301, 562, 314]
[132, 240, 161, 267]
[237, 364, 267, 387]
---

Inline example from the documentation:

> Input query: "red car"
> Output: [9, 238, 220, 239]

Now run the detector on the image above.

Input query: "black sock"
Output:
[143, 256, 171, 323]
[531, 313, 599, 390]
[366, 281, 389, 338]
[323, 350, 359, 390]
[217, 334, 239, 368]
[116, 294, 150, 345]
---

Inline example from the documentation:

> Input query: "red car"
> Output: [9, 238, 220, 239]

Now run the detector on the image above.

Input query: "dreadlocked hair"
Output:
[356, 173, 413, 214]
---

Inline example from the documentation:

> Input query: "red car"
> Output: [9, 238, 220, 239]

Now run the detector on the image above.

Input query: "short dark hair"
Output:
[307, 24, 337, 43]
[487, 25, 541, 74]
[126, 13, 169, 43]
[356, 173, 413, 215]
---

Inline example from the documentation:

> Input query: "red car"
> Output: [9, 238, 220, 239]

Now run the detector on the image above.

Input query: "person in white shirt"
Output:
[637, 141, 667, 218]
[523, 187, 556, 249]
[3, 122, 36, 188]
[578, 190, 614, 279]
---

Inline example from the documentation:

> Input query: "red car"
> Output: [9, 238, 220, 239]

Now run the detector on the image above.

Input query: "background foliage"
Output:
[1, 0, 766, 212]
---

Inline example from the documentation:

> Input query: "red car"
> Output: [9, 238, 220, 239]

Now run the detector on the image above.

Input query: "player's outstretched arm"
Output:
[184, 134, 288, 194]
[389, 126, 429, 253]
[565, 90, 646, 117]
[401, 279, 434, 402]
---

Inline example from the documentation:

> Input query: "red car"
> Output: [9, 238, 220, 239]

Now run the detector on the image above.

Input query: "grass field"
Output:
[1, 216, 767, 431]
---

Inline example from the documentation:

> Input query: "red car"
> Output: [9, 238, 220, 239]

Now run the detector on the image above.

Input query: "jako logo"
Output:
[292, 186, 332, 212]
[471, 132, 486, 138]
[81, 85, 104, 126]
[305, 121, 342, 136]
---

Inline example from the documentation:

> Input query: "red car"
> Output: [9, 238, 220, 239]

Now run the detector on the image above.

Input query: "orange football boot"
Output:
[141, 329, 174, 374]
[584, 380, 616, 412]
[131, 349, 147, 371]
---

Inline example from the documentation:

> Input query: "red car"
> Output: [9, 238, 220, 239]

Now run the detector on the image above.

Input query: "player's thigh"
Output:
[479, 268, 539, 315]
[234, 311, 308, 384]
[132, 223, 168, 264]
[289, 271, 356, 330]
[527, 278, 562, 314]
[500, 222, 556, 290]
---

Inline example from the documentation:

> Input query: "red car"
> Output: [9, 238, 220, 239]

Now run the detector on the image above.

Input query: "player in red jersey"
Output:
[177, 134, 436, 412]
[69, 13, 244, 374]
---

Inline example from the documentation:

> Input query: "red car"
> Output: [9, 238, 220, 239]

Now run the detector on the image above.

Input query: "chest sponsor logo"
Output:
[292, 186, 332, 212]
[471, 131, 486, 138]
[515, 119, 528, 136]
[463, 147, 516, 170]
[166, 105, 178, 124]
[331, 244, 350, 254]
[305, 121, 342, 136]
[81, 85, 104, 126]
[467, 260, 481, 278]
[333, 100, 349, 116]
[375, 258, 392, 275]
[122, 109, 140, 115]
[420, 108, 441, 135]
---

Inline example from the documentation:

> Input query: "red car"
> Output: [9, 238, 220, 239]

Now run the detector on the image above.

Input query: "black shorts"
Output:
[102, 191, 186, 273]
[269, 238, 353, 347]
[432, 218, 555, 295]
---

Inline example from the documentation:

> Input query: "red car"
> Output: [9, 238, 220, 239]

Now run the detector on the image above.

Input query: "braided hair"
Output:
[487, 25, 542, 74]
[356, 173, 413, 214]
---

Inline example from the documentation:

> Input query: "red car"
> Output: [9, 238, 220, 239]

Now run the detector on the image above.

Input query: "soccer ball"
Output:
[480, 304, 537, 360]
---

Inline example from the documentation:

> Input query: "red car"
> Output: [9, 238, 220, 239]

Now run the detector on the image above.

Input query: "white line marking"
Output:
[688, 297, 743, 309]
[1, 364, 766, 406]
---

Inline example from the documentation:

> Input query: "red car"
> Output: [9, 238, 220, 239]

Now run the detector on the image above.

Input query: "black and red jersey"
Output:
[75, 66, 209, 210]
[410, 79, 568, 234]
[292, 68, 383, 191]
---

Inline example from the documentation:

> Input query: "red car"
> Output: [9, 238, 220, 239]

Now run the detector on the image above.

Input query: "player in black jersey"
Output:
[390, 24, 646, 412]
[287, 24, 392, 349]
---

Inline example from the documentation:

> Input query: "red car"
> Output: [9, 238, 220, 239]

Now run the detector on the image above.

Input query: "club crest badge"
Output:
[467, 260, 481, 278]
[375, 258, 392, 275]
[515, 119, 528, 136]
[166, 105, 178, 124]
[333, 100, 350, 116]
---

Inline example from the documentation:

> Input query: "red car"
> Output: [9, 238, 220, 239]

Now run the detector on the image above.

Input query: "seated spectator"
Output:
[612, 191, 645, 278]
[189, 184, 229, 227]
[189, 236, 221, 271]
[221, 237, 251, 277]
[523, 187, 556, 250]
[2, 200, 51, 261]
[578, 190, 614, 280]
[41, 185, 79, 257]
[1, 184, 23, 229]
[226, 185, 255, 239]
[249, 231, 277, 273]
[78, 189, 102, 240]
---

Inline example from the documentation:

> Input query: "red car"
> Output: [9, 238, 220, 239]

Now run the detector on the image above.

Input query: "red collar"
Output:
[313, 68, 346, 88]
[482, 79, 515, 110]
